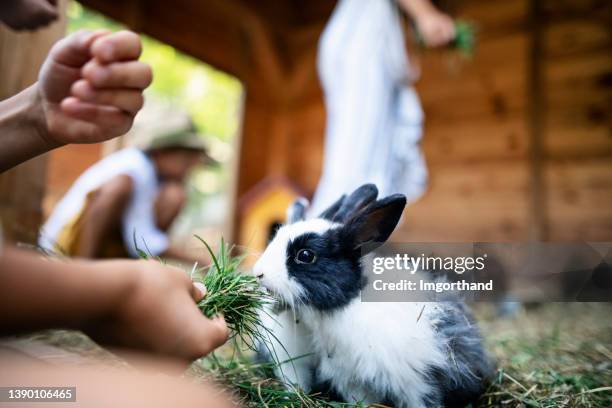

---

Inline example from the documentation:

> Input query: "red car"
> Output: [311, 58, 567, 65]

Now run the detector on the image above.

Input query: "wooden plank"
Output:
[544, 124, 612, 159]
[422, 115, 528, 164]
[417, 79, 525, 121]
[418, 33, 528, 84]
[544, 19, 611, 58]
[543, 49, 611, 158]
[457, 0, 528, 35]
[544, 51, 611, 117]
[545, 51, 611, 86]
[395, 161, 531, 241]
[545, 159, 612, 240]
[80, 0, 249, 80]
[237, 98, 275, 196]
[542, 0, 612, 21]
[143, 0, 246, 79]
[285, 102, 325, 194]
[417, 33, 528, 121]
[526, 0, 547, 241]
[419, 61, 526, 103]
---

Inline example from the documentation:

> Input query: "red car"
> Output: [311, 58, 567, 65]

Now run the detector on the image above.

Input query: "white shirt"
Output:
[39, 148, 169, 257]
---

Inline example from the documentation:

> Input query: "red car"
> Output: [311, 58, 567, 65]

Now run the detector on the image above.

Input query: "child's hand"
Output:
[416, 10, 456, 47]
[86, 260, 229, 361]
[36, 30, 152, 147]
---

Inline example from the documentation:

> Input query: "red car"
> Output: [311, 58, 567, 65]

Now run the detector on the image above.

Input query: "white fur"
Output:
[258, 304, 314, 390]
[264, 299, 447, 407]
[301, 301, 446, 407]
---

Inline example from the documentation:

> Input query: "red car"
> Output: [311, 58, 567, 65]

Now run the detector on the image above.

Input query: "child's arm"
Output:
[0, 247, 229, 361]
[397, 0, 456, 47]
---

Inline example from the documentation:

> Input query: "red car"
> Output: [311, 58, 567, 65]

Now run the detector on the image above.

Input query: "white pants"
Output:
[310, 0, 427, 215]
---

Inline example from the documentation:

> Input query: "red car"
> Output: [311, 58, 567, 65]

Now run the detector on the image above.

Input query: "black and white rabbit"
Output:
[254, 184, 493, 408]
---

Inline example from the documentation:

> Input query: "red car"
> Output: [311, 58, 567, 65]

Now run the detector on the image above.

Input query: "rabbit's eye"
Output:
[295, 249, 316, 264]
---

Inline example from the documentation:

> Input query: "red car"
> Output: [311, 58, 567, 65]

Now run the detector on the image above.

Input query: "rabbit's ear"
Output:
[319, 194, 346, 221]
[344, 194, 406, 253]
[335, 184, 379, 222]
[286, 197, 309, 224]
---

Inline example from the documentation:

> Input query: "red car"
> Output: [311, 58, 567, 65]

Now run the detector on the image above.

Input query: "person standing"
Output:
[310, 0, 456, 215]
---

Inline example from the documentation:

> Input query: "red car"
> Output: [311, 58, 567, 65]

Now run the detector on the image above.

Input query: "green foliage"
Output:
[452, 20, 477, 58]
[479, 304, 612, 408]
[195, 237, 273, 349]
[199, 354, 363, 408]
[134, 235, 272, 349]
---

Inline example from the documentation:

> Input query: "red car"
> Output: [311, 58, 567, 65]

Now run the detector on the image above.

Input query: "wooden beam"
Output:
[527, 0, 547, 241]
[79, 0, 245, 77]
[78, 0, 326, 102]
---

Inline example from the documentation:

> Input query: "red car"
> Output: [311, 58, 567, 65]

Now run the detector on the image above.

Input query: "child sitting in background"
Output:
[40, 107, 214, 265]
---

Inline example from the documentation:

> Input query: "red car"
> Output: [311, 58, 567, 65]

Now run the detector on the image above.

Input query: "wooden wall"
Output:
[235, 0, 612, 243]
[399, 0, 533, 241]
[540, 0, 612, 240]
[0, 1, 67, 244]
[398, 0, 611, 242]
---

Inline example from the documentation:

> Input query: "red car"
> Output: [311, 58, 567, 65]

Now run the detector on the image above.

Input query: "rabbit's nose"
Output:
[252, 266, 264, 279]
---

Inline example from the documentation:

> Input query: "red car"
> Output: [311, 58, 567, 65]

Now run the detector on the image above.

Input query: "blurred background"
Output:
[0, 0, 610, 260]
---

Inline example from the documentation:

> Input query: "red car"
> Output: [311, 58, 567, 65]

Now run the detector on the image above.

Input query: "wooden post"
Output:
[0, 1, 67, 244]
[527, 0, 547, 241]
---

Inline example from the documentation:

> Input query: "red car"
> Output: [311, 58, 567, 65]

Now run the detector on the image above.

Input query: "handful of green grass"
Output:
[416, 19, 477, 58]
[452, 20, 477, 57]
[135, 235, 272, 348]
[194, 237, 273, 349]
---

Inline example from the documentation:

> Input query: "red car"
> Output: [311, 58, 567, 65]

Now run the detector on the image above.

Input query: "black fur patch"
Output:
[319, 194, 346, 221]
[422, 302, 494, 407]
[310, 379, 346, 403]
[333, 184, 378, 222]
[342, 194, 406, 253]
[285, 229, 363, 311]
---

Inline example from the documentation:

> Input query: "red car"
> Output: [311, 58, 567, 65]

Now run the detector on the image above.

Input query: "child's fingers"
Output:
[82, 60, 153, 90]
[91, 30, 142, 63]
[443, 22, 456, 43]
[191, 282, 207, 302]
[60, 97, 134, 136]
[181, 310, 229, 359]
[71, 80, 144, 115]
[209, 314, 230, 347]
[61, 97, 125, 122]
[49, 29, 110, 68]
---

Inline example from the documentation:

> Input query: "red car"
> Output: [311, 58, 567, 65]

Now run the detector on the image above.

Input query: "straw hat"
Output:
[125, 100, 215, 161]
